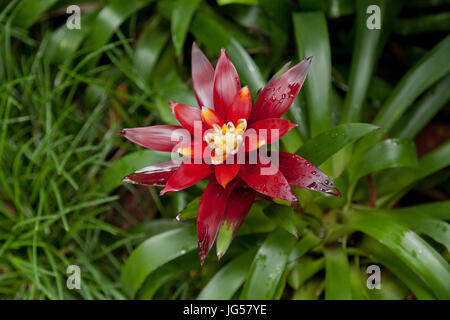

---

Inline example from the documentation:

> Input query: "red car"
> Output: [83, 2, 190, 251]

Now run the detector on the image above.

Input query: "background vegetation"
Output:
[0, 0, 449, 300]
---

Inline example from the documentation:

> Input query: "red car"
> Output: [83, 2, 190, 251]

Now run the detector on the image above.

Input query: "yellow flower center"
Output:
[204, 119, 247, 164]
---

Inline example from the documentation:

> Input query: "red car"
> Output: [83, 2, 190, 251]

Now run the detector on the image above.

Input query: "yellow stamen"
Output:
[204, 118, 247, 164]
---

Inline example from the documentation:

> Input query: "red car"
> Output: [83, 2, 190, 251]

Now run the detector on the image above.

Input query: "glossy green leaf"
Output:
[293, 12, 331, 137]
[288, 231, 322, 263]
[138, 251, 199, 299]
[391, 201, 450, 221]
[350, 212, 450, 299]
[171, 0, 202, 55]
[197, 249, 257, 300]
[288, 256, 324, 290]
[359, 236, 435, 300]
[297, 123, 379, 166]
[121, 226, 197, 297]
[349, 138, 418, 184]
[340, 0, 385, 123]
[376, 140, 450, 206]
[374, 209, 450, 250]
[394, 74, 450, 139]
[375, 201, 450, 250]
[240, 228, 296, 299]
[354, 35, 450, 157]
[417, 139, 450, 179]
[176, 197, 200, 220]
[324, 246, 351, 299]
[263, 204, 298, 238]
[101, 149, 172, 193]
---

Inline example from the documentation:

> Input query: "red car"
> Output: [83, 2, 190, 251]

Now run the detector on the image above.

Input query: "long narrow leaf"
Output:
[293, 12, 332, 136]
[350, 212, 450, 299]
[240, 228, 296, 299]
[121, 226, 197, 297]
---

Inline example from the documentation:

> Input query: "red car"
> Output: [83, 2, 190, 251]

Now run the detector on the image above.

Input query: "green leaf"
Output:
[417, 139, 450, 179]
[324, 246, 351, 299]
[217, 0, 259, 5]
[121, 226, 197, 297]
[134, 19, 170, 83]
[394, 74, 450, 139]
[259, 0, 292, 32]
[375, 140, 450, 202]
[45, 11, 98, 64]
[349, 138, 418, 184]
[197, 249, 257, 300]
[176, 197, 200, 220]
[297, 123, 379, 166]
[84, 0, 154, 54]
[190, 10, 265, 93]
[288, 231, 322, 263]
[326, 0, 355, 18]
[354, 35, 450, 157]
[101, 149, 172, 193]
[394, 12, 450, 36]
[373, 207, 450, 250]
[288, 256, 324, 290]
[292, 278, 324, 300]
[349, 211, 450, 299]
[263, 204, 298, 238]
[293, 12, 331, 137]
[349, 263, 369, 300]
[240, 228, 297, 299]
[391, 201, 450, 221]
[171, 0, 202, 55]
[138, 251, 199, 299]
[11, 0, 58, 29]
[359, 236, 435, 300]
[367, 274, 409, 300]
[340, 0, 385, 123]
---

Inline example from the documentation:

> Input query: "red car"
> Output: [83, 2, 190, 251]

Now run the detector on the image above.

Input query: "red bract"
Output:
[120, 43, 340, 265]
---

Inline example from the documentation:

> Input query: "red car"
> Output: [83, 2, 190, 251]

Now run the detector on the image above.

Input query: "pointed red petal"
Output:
[160, 162, 213, 195]
[169, 102, 202, 134]
[197, 179, 235, 265]
[201, 106, 224, 128]
[248, 118, 298, 146]
[242, 130, 266, 152]
[192, 43, 214, 109]
[278, 152, 340, 196]
[215, 164, 240, 188]
[249, 57, 312, 123]
[227, 86, 252, 124]
[213, 48, 241, 120]
[264, 61, 292, 90]
[177, 137, 208, 160]
[122, 160, 181, 186]
[120, 125, 189, 152]
[239, 158, 297, 202]
[217, 187, 255, 259]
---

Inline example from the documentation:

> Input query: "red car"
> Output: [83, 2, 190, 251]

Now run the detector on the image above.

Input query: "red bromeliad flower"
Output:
[120, 43, 340, 265]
